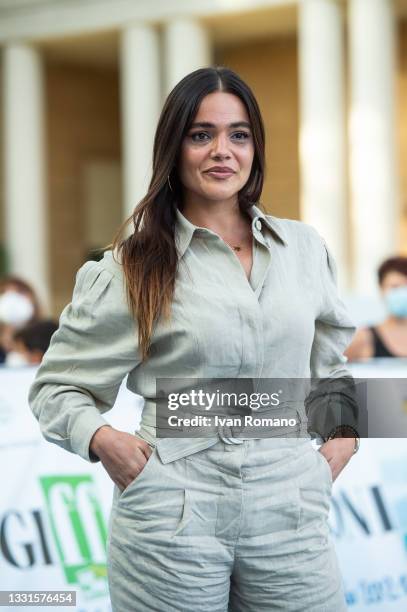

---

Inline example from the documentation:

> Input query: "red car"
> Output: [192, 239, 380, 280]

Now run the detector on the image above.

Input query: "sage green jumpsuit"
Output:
[29, 204, 356, 611]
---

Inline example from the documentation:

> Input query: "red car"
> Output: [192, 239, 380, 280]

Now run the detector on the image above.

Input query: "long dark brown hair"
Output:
[108, 66, 266, 360]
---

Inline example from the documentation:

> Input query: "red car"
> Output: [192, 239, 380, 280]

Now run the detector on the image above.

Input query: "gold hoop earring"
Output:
[167, 175, 174, 193]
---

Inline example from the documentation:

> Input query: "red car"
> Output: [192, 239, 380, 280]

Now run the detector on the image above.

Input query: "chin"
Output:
[203, 191, 238, 202]
[205, 184, 240, 196]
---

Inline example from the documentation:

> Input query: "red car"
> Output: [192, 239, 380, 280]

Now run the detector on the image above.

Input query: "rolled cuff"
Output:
[70, 410, 111, 463]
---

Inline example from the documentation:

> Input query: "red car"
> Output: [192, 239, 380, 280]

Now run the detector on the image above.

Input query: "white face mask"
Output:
[384, 286, 407, 319]
[0, 290, 35, 326]
[5, 350, 30, 367]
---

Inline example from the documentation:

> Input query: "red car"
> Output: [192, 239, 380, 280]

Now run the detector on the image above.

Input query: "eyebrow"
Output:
[189, 121, 252, 130]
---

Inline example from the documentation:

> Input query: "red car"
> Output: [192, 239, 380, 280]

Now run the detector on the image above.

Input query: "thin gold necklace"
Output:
[223, 237, 251, 252]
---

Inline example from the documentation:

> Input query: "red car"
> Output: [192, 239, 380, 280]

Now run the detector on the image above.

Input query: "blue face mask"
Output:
[384, 286, 407, 318]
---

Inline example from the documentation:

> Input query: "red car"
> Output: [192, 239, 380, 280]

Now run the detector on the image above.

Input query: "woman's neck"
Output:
[382, 315, 407, 328]
[180, 199, 249, 235]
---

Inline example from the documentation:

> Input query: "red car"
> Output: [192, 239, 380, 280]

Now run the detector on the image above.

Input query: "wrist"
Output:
[90, 424, 113, 457]
[326, 425, 360, 454]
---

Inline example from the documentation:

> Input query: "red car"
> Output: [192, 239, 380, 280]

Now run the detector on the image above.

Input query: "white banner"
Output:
[336, 360, 407, 610]
[0, 364, 406, 611]
[0, 366, 143, 612]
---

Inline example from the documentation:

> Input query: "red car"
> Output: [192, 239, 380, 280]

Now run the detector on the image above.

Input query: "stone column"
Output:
[163, 18, 212, 96]
[2, 43, 49, 311]
[119, 24, 161, 220]
[349, 0, 399, 294]
[299, 0, 348, 290]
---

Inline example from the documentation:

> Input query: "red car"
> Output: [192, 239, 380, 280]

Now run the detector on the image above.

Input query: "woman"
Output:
[0, 275, 41, 365]
[345, 256, 407, 361]
[29, 67, 359, 611]
[12, 318, 59, 365]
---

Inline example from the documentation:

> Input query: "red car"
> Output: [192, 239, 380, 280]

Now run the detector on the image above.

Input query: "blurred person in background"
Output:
[0, 276, 42, 366]
[11, 319, 59, 366]
[345, 256, 407, 361]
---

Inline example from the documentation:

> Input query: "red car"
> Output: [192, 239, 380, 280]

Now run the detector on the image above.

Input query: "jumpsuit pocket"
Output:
[168, 487, 221, 561]
[172, 489, 192, 536]
[297, 448, 333, 532]
[117, 437, 158, 502]
[317, 449, 333, 487]
[172, 487, 219, 538]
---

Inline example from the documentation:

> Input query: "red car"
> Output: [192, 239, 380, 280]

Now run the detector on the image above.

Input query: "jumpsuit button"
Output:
[254, 219, 262, 231]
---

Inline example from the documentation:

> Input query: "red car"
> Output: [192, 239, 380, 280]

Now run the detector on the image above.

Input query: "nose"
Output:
[210, 133, 231, 159]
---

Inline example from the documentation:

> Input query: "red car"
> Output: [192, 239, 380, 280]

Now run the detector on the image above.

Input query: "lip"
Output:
[204, 166, 236, 174]
[205, 170, 235, 178]
[204, 167, 236, 179]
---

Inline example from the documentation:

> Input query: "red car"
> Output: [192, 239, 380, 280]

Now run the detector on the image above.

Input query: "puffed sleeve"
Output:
[28, 258, 140, 463]
[305, 232, 359, 439]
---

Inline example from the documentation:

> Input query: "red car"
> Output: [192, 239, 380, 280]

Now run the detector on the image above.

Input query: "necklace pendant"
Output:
[233, 246, 241, 252]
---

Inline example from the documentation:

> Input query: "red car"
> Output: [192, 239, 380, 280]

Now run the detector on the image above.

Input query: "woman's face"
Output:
[380, 270, 407, 319]
[0, 283, 35, 330]
[380, 271, 407, 295]
[178, 91, 255, 208]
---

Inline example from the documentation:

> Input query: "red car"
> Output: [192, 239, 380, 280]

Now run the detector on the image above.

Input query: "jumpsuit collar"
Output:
[175, 203, 288, 260]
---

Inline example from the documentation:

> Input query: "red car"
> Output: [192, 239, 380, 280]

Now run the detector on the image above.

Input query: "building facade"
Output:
[0, 0, 406, 316]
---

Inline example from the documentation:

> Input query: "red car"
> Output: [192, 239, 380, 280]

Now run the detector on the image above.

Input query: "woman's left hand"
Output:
[319, 437, 356, 482]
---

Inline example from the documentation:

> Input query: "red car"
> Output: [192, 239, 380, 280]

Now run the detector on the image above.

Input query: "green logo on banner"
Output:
[39, 475, 108, 600]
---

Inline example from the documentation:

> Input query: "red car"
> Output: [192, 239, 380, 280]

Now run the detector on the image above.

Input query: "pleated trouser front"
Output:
[107, 434, 347, 612]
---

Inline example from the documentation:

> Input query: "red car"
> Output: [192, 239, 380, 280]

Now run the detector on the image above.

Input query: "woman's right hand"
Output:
[90, 425, 153, 492]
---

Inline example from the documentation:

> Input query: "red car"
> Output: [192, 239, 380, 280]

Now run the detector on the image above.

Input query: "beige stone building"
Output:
[0, 0, 406, 318]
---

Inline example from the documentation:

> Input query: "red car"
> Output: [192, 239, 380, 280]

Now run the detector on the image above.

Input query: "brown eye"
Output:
[190, 132, 210, 142]
[232, 132, 250, 140]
